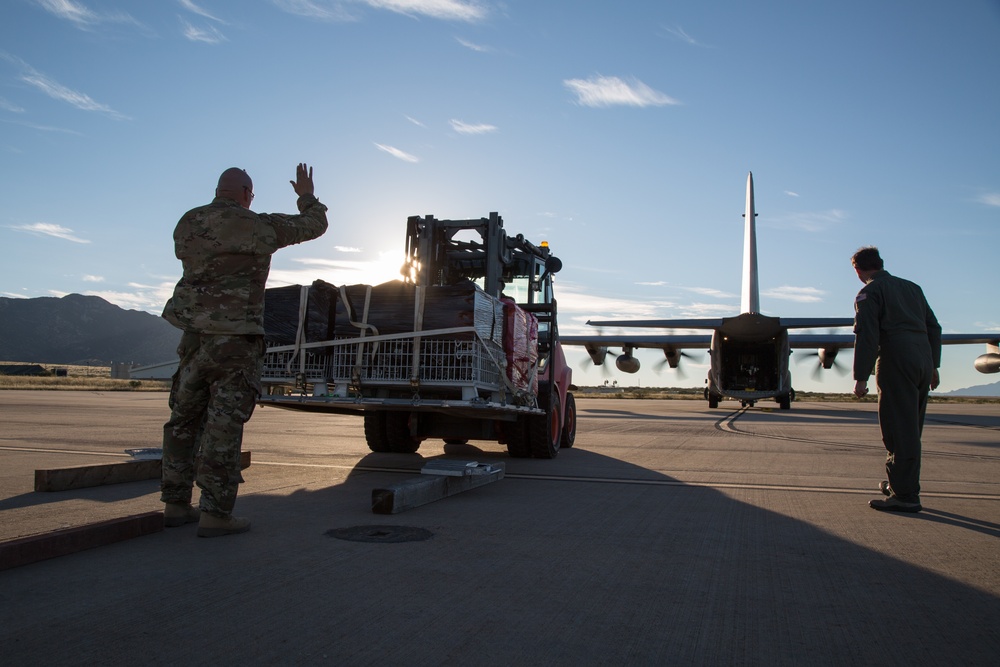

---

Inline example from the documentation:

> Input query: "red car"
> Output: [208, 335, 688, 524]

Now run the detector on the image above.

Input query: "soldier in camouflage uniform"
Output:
[851, 246, 941, 513]
[160, 163, 328, 537]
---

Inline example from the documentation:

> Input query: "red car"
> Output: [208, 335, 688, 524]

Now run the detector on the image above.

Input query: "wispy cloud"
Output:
[270, 0, 360, 22]
[761, 286, 825, 303]
[181, 19, 226, 43]
[556, 283, 678, 323]
[87, 287, 173, 313]
[0, 97, 25, 113]
[22, 69, 129, 119]
[374, 142, 419, 162]
[405, 115, 425, 127]
[767, 209, 847, 233]
[2, 54, 128, 119]
[35, 0, 103, 26]
[661, 24, 709, 47]
[564, 75, 680, 108]
[82, 274, 104, 282]
[335, 245, 362, 253]
[557, 282, 740, 326]
[10, 222, 91, 244]
[365, 0, 488, 22]
[676, 302, 737, 318]
[456, 37, 491, 52]
[179, 0, 227, 41]
[34, 0, 142, 30]
[976, 192, 1000, 207]
[0, 118, 83, 134]
[684, 286, 737, 299]
[450, 119, 497, 135]
[272, 0, 488, 23]
[179, 0, 226, 23]
[784, 190, 800, 198]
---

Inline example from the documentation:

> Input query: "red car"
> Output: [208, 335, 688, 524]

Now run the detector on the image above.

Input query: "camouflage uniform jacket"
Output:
[853, 269, 942, 381]
[162, 194, 328, 334]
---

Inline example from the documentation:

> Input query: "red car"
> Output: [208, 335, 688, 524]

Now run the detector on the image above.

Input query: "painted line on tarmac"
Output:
[7, 449, 997, 502]
[0, 445, 125, 457]
[500, 472, 1000, 501]
[255, 460, 1000, 501]
[715, 413, 1000, 462]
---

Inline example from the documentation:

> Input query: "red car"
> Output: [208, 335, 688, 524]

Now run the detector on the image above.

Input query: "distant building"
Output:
[0, 364, 48, 376]
[128, 360, 178, 380]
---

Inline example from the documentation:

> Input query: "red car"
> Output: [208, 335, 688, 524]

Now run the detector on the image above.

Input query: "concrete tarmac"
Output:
[0, 390, 998, 665]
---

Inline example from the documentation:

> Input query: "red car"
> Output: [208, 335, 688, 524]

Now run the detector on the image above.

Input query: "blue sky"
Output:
[1, 0, 998, 393]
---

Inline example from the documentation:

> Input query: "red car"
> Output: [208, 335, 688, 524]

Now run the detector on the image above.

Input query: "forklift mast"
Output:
[401, 212, 560, 305]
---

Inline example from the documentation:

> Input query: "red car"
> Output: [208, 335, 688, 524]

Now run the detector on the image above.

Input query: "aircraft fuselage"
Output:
[707, 314, 791, 407]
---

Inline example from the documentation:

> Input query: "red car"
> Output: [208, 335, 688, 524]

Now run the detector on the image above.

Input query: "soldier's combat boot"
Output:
[163, 502, 200, 527]
[197, 513, 251, 538]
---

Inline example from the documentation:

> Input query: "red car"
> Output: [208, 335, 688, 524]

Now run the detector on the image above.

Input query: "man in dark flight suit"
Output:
[851, 246, 941, 513]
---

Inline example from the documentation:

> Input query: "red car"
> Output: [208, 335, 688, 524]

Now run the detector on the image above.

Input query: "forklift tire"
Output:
[505, 417, 531, 458]
[529, 393, 561, 459]
[560, 392, 577, 448]
[363, 413, 391, 453]
[384, 412, 422, 454]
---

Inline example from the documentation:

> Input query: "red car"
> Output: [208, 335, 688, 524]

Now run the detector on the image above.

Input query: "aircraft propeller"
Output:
[579, 352, 615, 377]
[654, 347, 696, 379]
[796, 349, 849, 381]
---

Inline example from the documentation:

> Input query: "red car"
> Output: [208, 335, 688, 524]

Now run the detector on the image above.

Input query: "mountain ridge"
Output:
[0, 294, 181, 366]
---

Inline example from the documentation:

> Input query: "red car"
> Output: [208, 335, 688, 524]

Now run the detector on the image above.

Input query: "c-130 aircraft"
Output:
[561, 173, 1000, 409]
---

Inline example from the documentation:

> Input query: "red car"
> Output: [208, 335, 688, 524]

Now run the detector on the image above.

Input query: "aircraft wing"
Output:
[788, 334, 855, 349]
[585, 317, 855, 330]
[787, 333, 1000, 348]
[941, 333, 1000, 345]
[561, 334, 713, 349]
[585, 319, 723, 330]
[779, 318, 854, 329]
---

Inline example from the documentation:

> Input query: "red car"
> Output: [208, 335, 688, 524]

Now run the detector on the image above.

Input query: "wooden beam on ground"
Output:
[371, 461, 504, 515]
[0, 511, 164, 571]
[34, 451, 252, 492]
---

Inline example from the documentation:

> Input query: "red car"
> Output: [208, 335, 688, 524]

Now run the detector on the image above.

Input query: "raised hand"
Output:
[290, 163, 314, 197]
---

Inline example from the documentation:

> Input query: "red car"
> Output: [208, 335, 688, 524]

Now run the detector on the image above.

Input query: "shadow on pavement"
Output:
[1, 417, 998, 665]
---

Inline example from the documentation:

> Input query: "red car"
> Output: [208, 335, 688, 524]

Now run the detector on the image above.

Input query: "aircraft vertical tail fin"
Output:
[741, 171, 760, 314]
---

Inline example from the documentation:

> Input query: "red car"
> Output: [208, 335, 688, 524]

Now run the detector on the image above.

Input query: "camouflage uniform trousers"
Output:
[161, 332, 264, 517]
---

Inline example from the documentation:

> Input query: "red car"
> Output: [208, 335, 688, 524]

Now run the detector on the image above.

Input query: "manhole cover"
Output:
[326, 525, 434, 543]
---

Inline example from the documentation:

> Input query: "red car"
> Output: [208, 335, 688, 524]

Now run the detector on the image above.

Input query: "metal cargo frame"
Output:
[261, 327, 513, 402]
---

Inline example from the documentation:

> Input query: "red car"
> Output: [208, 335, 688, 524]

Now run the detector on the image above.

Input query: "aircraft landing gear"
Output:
[705, 387, 720, 409]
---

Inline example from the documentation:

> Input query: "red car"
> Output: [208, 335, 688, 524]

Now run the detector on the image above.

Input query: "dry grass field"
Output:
[0, 362, 170, 391]
[0, 362, 994, 402]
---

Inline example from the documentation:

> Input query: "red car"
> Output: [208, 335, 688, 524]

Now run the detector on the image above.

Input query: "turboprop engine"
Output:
[974, 353, 1000, 374]
[616, 353, 640, 374]
[584, 344, 610, 366]
[816, 348, 839, 369]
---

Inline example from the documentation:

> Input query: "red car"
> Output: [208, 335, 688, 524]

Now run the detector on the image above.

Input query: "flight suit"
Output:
[161, 193, 328, 516]
[853, 270, 941, 503]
